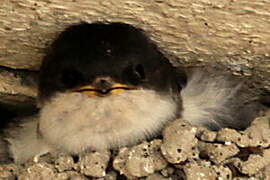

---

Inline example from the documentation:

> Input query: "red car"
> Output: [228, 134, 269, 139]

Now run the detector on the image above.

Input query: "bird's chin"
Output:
[38, 89, 178, 154]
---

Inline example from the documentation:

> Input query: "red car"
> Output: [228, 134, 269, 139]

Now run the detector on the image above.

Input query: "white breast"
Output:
[39, 89, 177, 154]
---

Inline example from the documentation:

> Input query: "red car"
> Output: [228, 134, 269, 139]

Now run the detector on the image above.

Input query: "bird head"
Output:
[37, 22, 187, 153]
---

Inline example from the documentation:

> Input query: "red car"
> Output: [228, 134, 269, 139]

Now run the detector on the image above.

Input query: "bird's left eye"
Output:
[134, 64, 146, 80]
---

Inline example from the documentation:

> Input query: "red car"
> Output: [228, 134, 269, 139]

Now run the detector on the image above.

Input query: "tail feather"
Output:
[181, 68, 262, 130]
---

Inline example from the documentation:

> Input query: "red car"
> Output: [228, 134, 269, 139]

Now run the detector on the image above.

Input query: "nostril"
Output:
[100, 79, 107, 85]
[92, 77, 113, 90]
[98, 79, 111, 89]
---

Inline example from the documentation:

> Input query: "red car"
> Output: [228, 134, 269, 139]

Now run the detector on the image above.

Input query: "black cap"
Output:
[38, 22, 186, 103]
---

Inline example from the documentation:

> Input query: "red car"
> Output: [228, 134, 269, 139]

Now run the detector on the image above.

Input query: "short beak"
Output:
[74, 83, 136, 97]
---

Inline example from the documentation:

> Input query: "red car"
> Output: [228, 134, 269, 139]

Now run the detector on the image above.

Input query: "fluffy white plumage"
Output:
[181, 70, 256, 130]
[39, 89, 177, 153]
[2, 70, 259, 163]
[6, 89, 177, 163]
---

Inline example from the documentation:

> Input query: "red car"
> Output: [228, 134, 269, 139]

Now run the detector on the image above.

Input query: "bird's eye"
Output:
[134, 64, 146, 80]
[60, 70, 83, 89]
[123, 64, 146, 85]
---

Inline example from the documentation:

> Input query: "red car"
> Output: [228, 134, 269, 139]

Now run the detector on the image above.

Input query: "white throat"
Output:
[39, 89, 177, 153]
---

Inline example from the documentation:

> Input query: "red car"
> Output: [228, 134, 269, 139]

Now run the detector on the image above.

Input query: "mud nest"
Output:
[0, 111, 270, 180]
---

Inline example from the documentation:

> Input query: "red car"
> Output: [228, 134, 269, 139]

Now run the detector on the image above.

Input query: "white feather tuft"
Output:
[180, 70, 256, 130]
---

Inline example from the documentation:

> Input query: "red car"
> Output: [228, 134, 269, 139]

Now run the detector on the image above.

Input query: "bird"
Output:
[0, 22, 263, 164]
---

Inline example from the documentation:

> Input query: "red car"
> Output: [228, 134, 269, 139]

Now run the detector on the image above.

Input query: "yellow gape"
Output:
[75, 83, 136, 97]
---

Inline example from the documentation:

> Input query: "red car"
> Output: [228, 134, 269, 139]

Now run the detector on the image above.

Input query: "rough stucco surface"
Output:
[0, 0, 270, 92]
[1, 114, 270, 180]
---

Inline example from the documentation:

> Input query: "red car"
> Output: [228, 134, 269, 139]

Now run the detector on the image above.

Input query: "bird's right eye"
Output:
[134, 64, 146, 80]
[60, 70, 83, 89]
[123, 64, 147, 85]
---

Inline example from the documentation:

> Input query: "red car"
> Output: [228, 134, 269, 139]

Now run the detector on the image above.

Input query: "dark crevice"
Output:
[71, 155, 79, 163]
[226, 162, 249, 178]
[234, 146, 265, 161]
[0, 65, 39, 73]
[0, 104, 16, 130]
